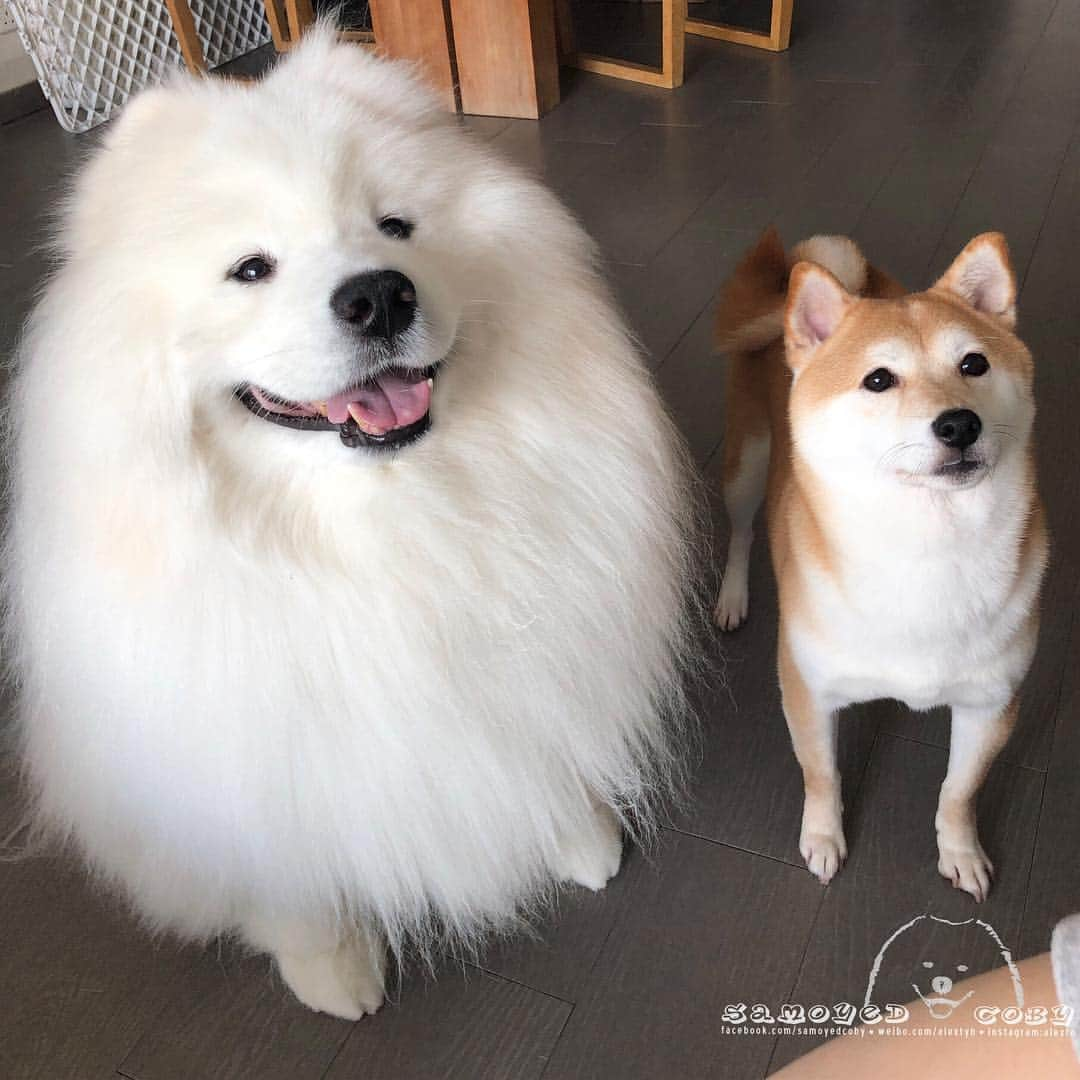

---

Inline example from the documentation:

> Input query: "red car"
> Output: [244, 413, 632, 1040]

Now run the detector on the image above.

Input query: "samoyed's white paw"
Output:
[276, 934, 385, 1021]
[553, 804, 624, 891]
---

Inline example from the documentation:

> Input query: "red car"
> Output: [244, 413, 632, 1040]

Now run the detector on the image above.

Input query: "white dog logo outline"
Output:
[864, 914, 1024, 1020]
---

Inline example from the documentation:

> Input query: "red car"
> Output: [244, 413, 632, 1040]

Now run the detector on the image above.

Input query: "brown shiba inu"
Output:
[714, 228, 1046, 900]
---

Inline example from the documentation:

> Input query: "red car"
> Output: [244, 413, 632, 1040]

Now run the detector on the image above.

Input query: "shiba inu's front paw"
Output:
[938, 841, 994, 903]
[714, 574, 749, 631]
[800, 829, 847, 884]
[799, 796, 846, 883]
[800, 798, 846, 884]
[553, 804, 624, 891]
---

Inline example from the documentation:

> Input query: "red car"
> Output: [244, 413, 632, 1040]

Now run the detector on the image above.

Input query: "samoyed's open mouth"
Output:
[236, 364, 439, 450]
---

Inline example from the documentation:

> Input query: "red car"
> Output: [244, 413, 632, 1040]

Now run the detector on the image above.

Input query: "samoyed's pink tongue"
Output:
[323, 372, 432, 433]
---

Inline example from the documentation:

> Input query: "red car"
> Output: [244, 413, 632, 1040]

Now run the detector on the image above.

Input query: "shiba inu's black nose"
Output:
[331, 270, 417, 340]
[933, 408, 982, 449]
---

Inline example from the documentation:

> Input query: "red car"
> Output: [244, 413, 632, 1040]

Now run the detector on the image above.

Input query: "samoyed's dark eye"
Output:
[862, 367, 896, 392]
[377, 216, 413, 240]
[230, 256, 275, 284]
[959, 352, 989, 376]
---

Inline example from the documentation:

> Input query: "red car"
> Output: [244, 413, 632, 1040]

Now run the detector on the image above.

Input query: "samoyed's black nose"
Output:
[932, 408, 982, 449]
[331, 270, 416, 340]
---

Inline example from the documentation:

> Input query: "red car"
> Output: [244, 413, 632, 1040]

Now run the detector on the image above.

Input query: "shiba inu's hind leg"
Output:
[712, 227, 787, 632]
[715, 413, 769, 631]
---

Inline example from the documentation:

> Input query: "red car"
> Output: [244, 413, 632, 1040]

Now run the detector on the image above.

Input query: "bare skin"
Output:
[774, 953, 1077, 1080]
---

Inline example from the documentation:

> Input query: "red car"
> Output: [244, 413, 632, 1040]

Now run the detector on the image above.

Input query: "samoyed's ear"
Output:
[269, 21, 445, 127]
[107, 86, 177, 146]
[932, 232, 1017, 328]
[102, 73, 213, 161]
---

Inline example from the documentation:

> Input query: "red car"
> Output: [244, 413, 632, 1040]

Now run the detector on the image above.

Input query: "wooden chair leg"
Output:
[567, 0, 686, 89]
[263, 0, 291, 51]
[770, 0, 794, 51]
[686, 0, 794, 52]
[662, 0, 686, 88]
[284, 0, 316, 44]
[264, 0, 375, 53]
[164, 0, 207, 73]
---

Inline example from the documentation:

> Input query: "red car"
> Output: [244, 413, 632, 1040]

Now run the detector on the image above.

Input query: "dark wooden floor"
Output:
[2, 1, 1080, 1077]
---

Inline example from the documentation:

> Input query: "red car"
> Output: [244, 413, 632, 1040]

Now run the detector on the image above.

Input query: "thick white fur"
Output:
[4, 32, 696, 1013]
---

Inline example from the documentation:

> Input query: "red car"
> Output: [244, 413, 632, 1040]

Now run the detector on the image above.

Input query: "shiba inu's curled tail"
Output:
[714, 227, 868, 356]
[712, 227, 869, 631]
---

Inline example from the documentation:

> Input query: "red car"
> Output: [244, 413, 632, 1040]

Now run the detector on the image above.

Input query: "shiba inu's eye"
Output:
[862, 367, 896, 392]
[229, 256, 275, 284]
[377, 216, 414, 240]
[960, 352, 989, 377]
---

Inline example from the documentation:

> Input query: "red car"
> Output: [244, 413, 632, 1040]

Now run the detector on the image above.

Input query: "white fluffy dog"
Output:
[4, 32, 697, 1019]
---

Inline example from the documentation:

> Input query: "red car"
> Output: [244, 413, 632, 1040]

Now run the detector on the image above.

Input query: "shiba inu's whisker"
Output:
[876, 442, 924, 474]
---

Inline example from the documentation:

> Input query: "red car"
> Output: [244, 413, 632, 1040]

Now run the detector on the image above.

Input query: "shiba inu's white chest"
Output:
[786, 482, 1043, 713]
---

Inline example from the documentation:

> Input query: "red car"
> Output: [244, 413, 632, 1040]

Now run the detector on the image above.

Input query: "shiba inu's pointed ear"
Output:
[933, 233, 1016, 327]
[784, 262, 854, 370]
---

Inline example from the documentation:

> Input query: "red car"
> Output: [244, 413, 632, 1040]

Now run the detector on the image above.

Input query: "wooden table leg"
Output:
[448, 0, 561, 118]
[370, 0, 458, 112]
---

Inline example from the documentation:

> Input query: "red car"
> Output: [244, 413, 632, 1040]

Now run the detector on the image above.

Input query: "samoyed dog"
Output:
[4, 32, 697, 1019]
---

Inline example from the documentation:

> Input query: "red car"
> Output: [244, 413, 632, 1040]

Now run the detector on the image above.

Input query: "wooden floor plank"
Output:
[1020, 576, 1080, 959]
[549, 120, 735, 265]
[1018, 133, 1080, 336]
[0, 841, 205, 1080]
[610, 223, 758, 369]
[768, 734, 1044, 1072]
[474, 846, 638, 1003]
[542, 831, 825, 1080]
[324, 967, 570, 1079]
[119, 947, 353, 1080]
[852, 128, 993, 288]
